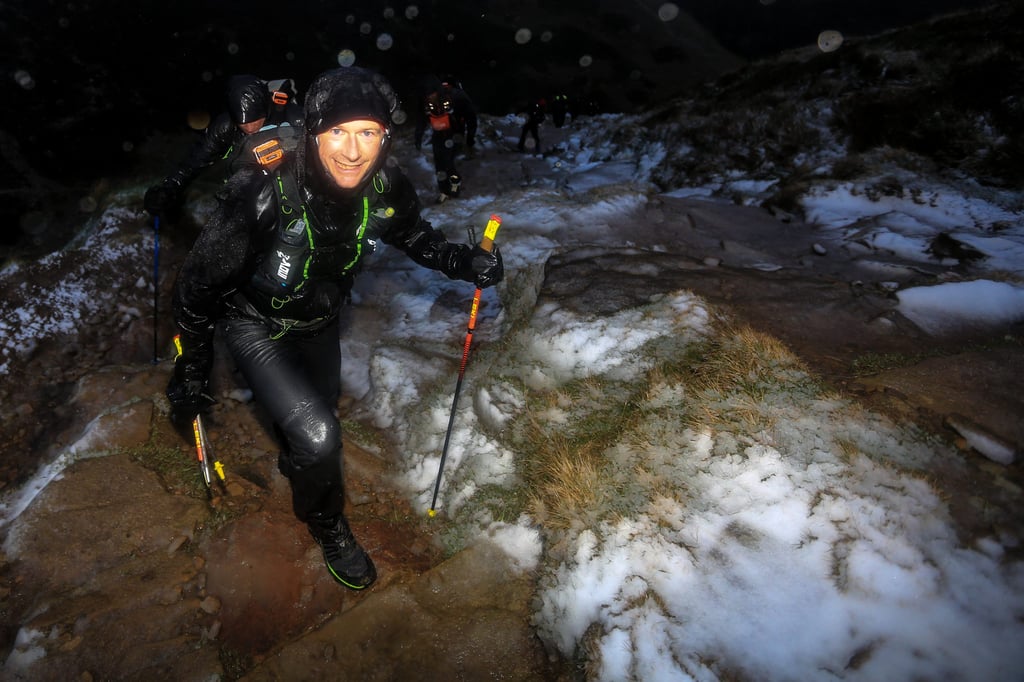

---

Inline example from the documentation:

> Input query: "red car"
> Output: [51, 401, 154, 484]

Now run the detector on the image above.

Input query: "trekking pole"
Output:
[193, 412, 226, 496]
[428, 214, 502, 518]
[152, 215, 160, 364]
[173, 335, 227, 496]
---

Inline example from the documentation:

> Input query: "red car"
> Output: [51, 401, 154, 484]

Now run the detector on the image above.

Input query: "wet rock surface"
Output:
[0, 358, 557, 680]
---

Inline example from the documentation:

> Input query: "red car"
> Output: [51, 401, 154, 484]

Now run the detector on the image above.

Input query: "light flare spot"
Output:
[337, 49, 357, 67]
[817, 30, 844, 53]
[14, 70, 35, 90]
[658, 3, 680, 21]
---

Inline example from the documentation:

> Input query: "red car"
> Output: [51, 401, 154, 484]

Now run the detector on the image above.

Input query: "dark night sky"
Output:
[1, 0, 998, 187]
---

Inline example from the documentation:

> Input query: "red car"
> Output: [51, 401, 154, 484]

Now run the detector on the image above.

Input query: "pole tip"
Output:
[427, 508, 437, 518]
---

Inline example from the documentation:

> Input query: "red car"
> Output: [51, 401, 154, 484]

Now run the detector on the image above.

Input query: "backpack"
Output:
[224, 77, 303, 173]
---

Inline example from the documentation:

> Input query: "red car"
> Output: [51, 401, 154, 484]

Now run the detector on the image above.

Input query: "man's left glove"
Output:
[460, 244, 504, 289]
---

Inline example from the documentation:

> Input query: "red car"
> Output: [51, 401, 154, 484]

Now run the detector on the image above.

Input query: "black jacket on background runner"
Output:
[413, 82, 478, 198]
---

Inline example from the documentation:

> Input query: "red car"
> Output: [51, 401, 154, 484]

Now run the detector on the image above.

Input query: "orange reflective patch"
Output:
[429, 113, 451, 131]
[253, 139, 284, 169]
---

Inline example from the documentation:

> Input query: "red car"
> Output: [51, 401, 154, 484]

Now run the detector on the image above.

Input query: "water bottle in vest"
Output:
[252, 217, 310, 294]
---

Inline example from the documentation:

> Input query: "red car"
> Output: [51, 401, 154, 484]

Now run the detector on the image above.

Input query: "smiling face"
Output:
[315, 119, 386, 190]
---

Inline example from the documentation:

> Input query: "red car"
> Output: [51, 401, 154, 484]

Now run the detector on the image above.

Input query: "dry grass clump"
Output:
[687, 324, 804, 391]
[524, 435, 608, 530]
[510, 322, 812, 533]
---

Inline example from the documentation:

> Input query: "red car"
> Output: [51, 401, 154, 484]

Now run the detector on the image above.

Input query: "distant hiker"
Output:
[143, 75, 303, 218]
[550, 93, 570, 128]
[517, 97, 546, 154]
[166, 66, 503, 590]
[414, 76, 478, 202]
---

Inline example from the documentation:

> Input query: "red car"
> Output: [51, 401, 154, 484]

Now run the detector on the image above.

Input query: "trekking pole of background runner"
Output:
[428, 214, 502, 518]
[152, 215, 160, 364]
[173, 335, 227, 496]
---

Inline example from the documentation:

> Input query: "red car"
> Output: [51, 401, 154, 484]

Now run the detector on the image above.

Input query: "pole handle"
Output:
[479, 215, 501, 253]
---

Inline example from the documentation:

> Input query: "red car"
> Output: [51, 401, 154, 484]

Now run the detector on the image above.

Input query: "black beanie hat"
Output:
[227, 75, 270, 125]
[304, 67, 397, 135]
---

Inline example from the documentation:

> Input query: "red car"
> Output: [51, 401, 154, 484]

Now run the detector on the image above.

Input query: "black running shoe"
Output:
[308, 515, 377, 590]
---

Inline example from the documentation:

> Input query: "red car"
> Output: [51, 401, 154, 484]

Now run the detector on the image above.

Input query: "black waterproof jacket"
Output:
[171, 161, 476, 383]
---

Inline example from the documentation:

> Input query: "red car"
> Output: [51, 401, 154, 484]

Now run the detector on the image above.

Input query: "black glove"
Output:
[144, 179, 183, 217]
[461, 244, 504, 289]
[166, 373, 216, 427]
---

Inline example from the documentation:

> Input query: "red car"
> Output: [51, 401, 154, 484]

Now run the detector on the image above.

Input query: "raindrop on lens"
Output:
[406, 5, 420, 19]
[817, 30, 843, 53]
[227, 42, 239, 55]
[541, 31, 553, 43]
[187, 110, 211, 130]
[376, 33, 394, 51]
[13, 69, 35, 90]
[657, 3, 679, 21]
[579, 54, 593, 67]
[515, 28, 532, 44]
[383, 7, 395, 19]
[337, 49, 357, 67]
[360, 22, 372, 35]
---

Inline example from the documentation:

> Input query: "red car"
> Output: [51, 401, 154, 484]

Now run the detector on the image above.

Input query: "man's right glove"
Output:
[144, 179, 183, 217]
[166, 372, 216, 428]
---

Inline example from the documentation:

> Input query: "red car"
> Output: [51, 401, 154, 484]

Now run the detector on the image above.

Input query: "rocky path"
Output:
[0, 358, 560, 680]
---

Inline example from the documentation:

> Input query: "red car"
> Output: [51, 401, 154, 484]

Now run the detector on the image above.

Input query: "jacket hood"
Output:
[304, 67, 398, 135]
[227, 75, 270, 125]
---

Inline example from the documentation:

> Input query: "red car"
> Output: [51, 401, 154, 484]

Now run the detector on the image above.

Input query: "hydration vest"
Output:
[249, 166, 312, 297]
[247, 139, 389, 306]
